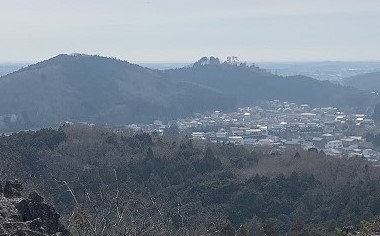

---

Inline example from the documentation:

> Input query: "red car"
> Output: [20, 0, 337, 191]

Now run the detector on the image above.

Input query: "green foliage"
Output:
[1, 128, 66, 152]
[227, 173, 315, 226]
[1, 126, 380, 235]
[195, 147, 223, 174]
[0, 128, 66, 176]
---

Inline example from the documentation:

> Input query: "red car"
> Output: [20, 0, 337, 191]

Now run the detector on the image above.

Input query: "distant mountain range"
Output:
[258, 61, 380, 82]
[342, 72, 380, 92]
[0, 54, 378, 132]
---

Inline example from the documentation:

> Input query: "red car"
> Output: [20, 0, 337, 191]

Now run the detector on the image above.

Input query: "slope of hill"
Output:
[0, 55, 378, 132]
[2, 125, 380, 235]
[0, 54, 235, 132]
[343, 72, 380, 91]
[165, 57, 378, 111]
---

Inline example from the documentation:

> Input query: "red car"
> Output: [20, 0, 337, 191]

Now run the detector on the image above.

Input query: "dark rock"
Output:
[28, 192, 44, 203]
[15, 199, 32, 222]
[4, 180, 23, 198]
[9, 213, 23, 222]
[15, 199, 68, 235]
[0, 181, 3, 195]
[27, 203, 61, 234]
[25, 218, 45, 233]
[0, 180, 71, 236]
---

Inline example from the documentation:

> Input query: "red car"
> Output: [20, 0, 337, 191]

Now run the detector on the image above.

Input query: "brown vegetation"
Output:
[1, 124, 380, 235]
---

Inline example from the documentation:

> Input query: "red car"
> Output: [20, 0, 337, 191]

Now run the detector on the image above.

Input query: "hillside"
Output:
[0, 55, 379, 132]
[1, 125, 380, 235]
[343, 72, 380, 91]
[165, 57, 378, 111]
[0, 54, 234, 132]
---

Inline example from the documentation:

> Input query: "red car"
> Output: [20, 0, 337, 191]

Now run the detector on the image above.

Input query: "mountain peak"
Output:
[0, 54, 234, 132]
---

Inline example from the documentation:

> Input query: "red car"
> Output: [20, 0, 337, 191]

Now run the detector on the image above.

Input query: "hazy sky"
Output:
[1, 0, 380, 63]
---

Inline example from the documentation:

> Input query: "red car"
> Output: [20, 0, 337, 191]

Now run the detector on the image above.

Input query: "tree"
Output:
[263, 220, 278, 236]
[195, 147, 222, 174]
[163, 123, 180, 138]
[373, 103, 380, 122]
[147, 147, 154, 160]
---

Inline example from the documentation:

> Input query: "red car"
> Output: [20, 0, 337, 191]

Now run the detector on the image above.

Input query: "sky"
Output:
[1, 0, 380, 63]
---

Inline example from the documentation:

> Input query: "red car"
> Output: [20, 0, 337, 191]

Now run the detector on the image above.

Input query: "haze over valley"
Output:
[2, 0, 380, 235]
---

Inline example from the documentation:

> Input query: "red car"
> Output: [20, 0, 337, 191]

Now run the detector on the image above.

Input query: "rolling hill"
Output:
[165, 57, 378, 110]
[0, 54, 235, 132]
[0, 54, 378, 132]
[343, 71, 380, 91]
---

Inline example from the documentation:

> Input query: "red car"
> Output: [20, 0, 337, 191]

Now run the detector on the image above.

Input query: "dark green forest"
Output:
[1, 125, 380, 235]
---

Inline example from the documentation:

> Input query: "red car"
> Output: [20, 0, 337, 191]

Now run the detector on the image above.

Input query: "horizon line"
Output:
[2, 54, 380, 66]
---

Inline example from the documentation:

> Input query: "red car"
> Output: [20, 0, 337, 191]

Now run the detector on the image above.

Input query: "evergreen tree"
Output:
[373, 103, 380, 122]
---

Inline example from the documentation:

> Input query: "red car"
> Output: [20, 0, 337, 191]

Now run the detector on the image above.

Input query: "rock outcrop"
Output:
[0, 180, 71, 235]
[3, 180, 23, 198]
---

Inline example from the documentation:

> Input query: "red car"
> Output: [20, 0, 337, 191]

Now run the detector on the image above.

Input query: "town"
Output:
[126, 100, 380, 162]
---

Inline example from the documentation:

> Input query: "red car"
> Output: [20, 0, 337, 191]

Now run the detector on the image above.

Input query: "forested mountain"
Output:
[343, 72, 380, 92]
[165, 57, 378, 111]
[0, 54, 234, 132]
[1, 125, 380, 235]
[0, 54, 378, 132]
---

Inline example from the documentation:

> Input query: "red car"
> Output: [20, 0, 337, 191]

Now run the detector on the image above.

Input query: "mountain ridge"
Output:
[0, 54, 235, 132]
[0, 54, 378, 132]
[165, 57, 378, 110]
[342, 71, 380, 92]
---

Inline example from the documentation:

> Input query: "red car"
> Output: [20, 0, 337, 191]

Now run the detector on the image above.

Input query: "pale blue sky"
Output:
[1, 0, 380, 63]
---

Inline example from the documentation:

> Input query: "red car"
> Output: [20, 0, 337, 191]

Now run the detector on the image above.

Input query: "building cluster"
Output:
[129, 100, 380, 162]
